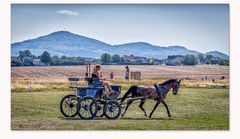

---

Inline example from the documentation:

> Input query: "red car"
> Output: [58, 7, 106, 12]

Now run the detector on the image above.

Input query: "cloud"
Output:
[56, 9, 79, 17]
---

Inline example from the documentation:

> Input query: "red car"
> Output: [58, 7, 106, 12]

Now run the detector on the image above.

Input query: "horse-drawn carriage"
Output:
[60, 77, 122, 120]
[60, 77, 181, 120]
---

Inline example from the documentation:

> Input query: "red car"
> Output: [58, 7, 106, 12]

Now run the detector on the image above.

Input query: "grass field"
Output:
[11, 88, 229, 130]
[11, 65, 229, 130]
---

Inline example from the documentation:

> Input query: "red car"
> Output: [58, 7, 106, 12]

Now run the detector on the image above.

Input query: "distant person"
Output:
[125, 65, 130, 80]
[91, 64, 114, 96]
[110, 72, 114, 79]
[85, 72, 88, 78]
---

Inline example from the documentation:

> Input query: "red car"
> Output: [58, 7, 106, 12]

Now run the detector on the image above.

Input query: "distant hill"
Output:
[205, 51, 229, 60]
[11, 31, 229, 60]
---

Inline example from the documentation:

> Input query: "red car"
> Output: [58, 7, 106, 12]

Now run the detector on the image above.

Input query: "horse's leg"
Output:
[149, 100, 161, 118]
[139, 99, 147, 117]
[162, 101, 171, 118]
[121, 100, 133, 117]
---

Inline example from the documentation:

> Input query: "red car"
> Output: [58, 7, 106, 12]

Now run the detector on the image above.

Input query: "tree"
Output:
[174, 61, 181, 66]
[218, 59, 225, 65]
[19, 50, 33, 62]
[61, 55, 67, 60]
[19, 51, 26, 61]
[51, 55, 60, 65]
[198, 53, 205, 64]
[205, 55, 213, 64]
[182, 54, 198, 65]
[218, 58, 229, 66]
[24, 50, 32, 57]
[111, 54, 121, 63]
[52, 55, 59, 61]
[101, 53, 111, 64]
[206, 55, 213, 60]
[30, 55, 37, 60]
[40, 51, 52, 64]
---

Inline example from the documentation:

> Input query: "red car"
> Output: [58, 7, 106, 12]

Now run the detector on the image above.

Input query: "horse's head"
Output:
[172, 79, 181, 95]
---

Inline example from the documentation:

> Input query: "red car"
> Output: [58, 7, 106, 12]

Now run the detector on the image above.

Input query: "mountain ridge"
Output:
[11, 31, 229, 60]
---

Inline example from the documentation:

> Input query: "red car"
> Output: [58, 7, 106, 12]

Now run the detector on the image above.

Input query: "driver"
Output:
[91, 64, 114, 96]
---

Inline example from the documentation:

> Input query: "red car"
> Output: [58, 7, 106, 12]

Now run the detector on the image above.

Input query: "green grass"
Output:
[11, 88, 229, 130]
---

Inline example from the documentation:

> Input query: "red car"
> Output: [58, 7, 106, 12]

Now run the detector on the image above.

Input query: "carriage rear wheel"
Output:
[60, 94, 79, 118]
[104, 100, 121, 120]
[77, 97, 98, 120]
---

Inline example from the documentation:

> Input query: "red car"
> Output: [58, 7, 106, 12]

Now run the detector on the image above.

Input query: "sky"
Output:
[11, 4, 229, 54]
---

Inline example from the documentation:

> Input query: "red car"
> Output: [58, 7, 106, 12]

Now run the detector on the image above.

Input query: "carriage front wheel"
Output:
[60, 94, 79, 118]
[104, 100, 121, 120]
[77, 97, 98, 120]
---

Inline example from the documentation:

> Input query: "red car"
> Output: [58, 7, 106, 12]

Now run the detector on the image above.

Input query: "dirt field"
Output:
[11, 65, 229, 79]
[11, 65, 229, 91]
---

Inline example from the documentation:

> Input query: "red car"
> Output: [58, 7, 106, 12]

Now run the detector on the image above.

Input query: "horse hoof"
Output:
[121, 114, 124, 117]
[168, 115, 172, 118]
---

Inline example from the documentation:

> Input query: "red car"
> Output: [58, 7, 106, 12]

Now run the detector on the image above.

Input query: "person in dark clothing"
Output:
[110, 72, 114, 79]
[125, 65, 130, 80]
[91, 64, 114, 96]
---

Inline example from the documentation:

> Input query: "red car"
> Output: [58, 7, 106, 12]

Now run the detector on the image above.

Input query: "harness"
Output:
[154, 84, 168, 97]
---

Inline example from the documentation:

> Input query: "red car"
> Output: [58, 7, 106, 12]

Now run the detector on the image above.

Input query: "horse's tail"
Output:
[120, 85, 138, 103]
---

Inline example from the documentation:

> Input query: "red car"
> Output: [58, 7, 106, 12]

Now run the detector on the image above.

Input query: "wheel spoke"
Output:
[81, 109, 86, 116]
[65, 107, 70, 115]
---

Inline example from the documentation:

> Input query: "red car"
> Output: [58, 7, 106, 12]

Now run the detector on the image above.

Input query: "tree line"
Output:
[181, 54, 229, 66]
[11, 50, 229, 66]
[11, 50, 89, 66]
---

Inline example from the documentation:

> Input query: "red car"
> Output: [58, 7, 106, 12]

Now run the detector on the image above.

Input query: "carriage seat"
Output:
[68, 78, 80, 87]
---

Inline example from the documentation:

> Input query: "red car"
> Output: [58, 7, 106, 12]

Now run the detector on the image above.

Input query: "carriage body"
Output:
[76, 86, 104, 98]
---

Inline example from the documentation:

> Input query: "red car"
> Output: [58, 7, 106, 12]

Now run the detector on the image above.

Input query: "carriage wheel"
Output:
[60, 94, 79, 118]
[77, 97, 98, 120]
[104, 100, 121, 120]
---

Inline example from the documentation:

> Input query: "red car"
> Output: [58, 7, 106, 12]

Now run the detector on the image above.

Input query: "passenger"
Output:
[125, 65, 130, 80]
[92, 64, 114, 96]
[110, 72, 114, 79]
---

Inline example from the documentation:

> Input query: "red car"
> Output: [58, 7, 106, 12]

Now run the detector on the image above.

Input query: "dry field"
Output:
[11, 65, 229, 91]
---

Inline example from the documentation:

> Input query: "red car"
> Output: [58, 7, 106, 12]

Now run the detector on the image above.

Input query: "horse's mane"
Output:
[160, 79, 177, 85]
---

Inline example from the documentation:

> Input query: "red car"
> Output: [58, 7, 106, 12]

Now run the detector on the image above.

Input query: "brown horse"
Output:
[120, 79, 181, 118]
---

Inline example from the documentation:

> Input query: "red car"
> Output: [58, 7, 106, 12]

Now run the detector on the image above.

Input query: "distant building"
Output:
[165, 55, 185, 65]
[85, 58, 94, 63]
[135, 56, 147, 63]
[33, 59, 46, 66]
[11, 56, 19, 63]
[153, 59, 163, 65]
[122, 55, 148, 64]
[11, 56, 20, 66]
[122, 55, 137, 63]
[209, 57, 220, 65]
